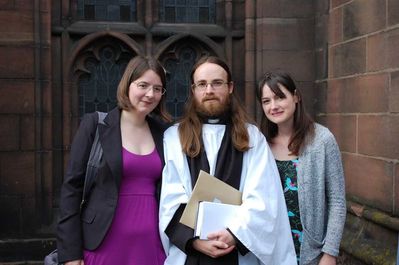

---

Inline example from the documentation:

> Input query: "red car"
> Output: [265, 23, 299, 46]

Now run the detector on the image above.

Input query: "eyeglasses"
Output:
[133, 81, 166, 95]
[192, 80, 230, 91]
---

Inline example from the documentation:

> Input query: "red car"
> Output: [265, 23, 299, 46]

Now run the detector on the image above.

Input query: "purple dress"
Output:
[83, 147, 166, 265]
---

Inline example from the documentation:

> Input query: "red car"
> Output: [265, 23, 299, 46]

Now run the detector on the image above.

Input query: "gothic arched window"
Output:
[74, 39, 135, 117]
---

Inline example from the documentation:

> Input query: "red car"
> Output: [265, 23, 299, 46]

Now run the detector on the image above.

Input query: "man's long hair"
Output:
[178, 56, 250, 158]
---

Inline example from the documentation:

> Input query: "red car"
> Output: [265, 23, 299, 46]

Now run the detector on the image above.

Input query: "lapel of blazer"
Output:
[98, 108, 123, 191]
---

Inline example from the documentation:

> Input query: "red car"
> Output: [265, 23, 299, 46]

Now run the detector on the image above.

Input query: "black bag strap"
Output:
[80, 111, 107, 210]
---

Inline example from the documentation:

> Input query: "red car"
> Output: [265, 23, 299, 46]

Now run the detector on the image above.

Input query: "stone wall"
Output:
[317, 0, 399, 264]
[0, 0, 52, 239]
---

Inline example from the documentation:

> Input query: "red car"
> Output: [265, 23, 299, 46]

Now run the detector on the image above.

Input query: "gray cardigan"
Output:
[297, 123, 346, 265]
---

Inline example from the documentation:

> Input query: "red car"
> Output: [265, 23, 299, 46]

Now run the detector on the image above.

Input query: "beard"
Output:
[194, 95, 231, 117]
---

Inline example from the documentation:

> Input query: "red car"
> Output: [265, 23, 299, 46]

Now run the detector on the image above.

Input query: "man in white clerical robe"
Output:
[159, 56, 296, 265]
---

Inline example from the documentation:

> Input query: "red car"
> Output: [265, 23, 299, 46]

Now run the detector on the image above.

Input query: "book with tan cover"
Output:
[179, 170, 242, 229]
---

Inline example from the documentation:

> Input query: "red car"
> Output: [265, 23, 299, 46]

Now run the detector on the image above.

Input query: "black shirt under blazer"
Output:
[57, 107, 168, 263]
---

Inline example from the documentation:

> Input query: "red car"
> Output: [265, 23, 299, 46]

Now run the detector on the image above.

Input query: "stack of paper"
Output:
[195, 201, 240, 239]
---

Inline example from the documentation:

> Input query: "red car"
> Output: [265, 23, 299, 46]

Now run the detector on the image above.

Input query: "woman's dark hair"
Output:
[256, 72, 314, 155]
[117, 55, 171, 122]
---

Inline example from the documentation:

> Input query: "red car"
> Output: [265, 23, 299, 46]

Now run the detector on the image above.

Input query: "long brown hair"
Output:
[117, 55, 171, 122]
[179, 56, 250, 158]
[256, 72, 314, 155]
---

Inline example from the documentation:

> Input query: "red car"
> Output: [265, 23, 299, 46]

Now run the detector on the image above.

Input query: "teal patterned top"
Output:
[276, 159, 302, 263]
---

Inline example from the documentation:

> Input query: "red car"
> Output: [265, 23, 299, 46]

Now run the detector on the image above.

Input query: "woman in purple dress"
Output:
[57, 56, 171, 265]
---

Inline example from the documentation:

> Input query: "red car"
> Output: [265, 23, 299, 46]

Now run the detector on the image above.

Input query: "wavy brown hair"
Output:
[117, 55, 171, 122]
[179, 56, 250, 158]
[256, 72, 314, 156]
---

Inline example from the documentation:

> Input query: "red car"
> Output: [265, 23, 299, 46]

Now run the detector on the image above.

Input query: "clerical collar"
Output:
[207, 118, 221, 124]
[198, 112, 231, 124]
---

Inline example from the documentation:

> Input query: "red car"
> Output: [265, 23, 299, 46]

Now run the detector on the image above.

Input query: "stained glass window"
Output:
[160, 0, 216, 23]
[77, 0, 137, 22]
[78, 44, 132, 117]
[163, 47, 197, 119]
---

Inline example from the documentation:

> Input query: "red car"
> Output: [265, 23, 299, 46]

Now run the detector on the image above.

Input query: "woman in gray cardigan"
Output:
[256, 72, 346, 265]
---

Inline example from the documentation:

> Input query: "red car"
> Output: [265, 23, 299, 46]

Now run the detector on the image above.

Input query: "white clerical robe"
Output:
[159, 123, 297, 265]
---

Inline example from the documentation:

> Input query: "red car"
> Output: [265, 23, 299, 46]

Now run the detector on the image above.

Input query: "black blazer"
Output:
[57, 107, 168, 263]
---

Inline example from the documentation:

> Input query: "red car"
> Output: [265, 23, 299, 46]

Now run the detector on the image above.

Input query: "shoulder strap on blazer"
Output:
[80, 111, 107, 210]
